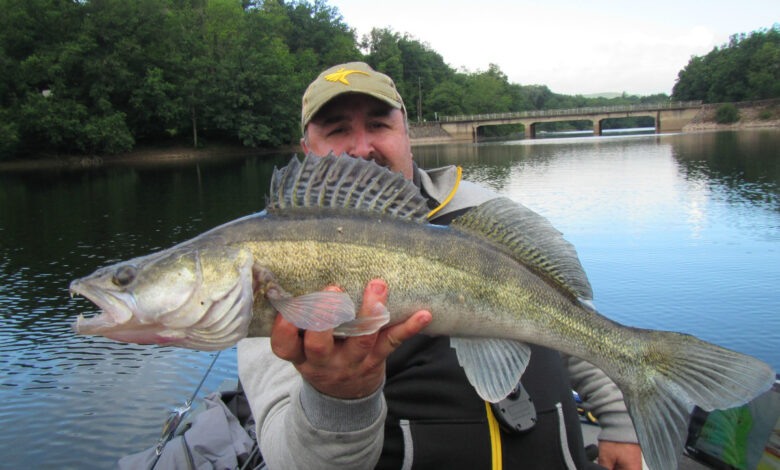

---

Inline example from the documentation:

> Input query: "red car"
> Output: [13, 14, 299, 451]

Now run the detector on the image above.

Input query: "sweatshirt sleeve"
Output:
[237, 338, 387, 470]
[565, 354, 638, 444]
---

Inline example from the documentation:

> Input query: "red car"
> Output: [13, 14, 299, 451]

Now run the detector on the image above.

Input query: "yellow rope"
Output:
[426, 166, 462, 219]
[485, 402, 503, 470]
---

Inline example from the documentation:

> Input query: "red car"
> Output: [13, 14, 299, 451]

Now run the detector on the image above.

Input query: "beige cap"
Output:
[301, 61, 406, 131]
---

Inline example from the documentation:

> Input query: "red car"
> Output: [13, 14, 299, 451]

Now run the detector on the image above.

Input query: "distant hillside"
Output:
[581, 92, 623, 99]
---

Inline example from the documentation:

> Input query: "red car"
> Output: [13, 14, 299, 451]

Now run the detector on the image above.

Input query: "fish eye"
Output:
[112, 265, 137, 287]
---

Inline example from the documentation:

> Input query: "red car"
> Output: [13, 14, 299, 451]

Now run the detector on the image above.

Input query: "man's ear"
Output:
[300, 137, 309, 154]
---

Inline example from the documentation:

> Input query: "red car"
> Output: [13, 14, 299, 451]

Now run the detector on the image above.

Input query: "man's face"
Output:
[302, 94, 414, 179]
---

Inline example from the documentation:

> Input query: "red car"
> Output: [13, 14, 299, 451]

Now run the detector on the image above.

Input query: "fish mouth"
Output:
[69, 279, 135, 334]
[68, 274, 253, 350]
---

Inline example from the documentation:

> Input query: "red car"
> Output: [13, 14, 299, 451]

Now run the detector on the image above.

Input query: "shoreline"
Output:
[0, 142, 297, 172]
[682, 120, 780, 132]
[2, 104, 778, 172]
[681, 99, 780, 132]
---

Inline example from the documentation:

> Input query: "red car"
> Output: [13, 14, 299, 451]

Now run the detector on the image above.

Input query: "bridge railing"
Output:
[439, 101, 703, 122]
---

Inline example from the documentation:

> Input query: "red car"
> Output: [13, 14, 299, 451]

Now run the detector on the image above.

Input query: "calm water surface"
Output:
[1, 130, 778, 468]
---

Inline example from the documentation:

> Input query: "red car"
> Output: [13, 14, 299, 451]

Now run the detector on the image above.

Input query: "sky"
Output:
[327, 0, 777, 96]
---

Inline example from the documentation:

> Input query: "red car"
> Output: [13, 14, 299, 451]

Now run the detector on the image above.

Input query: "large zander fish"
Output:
[70, 153, 775, 470]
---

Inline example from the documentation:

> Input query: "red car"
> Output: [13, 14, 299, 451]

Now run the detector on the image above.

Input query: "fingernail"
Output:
[370, 280, 386, 296]
[419, 311, 432, 325]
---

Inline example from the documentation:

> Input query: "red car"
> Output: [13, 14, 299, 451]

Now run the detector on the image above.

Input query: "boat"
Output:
[123, 363, 780, 470]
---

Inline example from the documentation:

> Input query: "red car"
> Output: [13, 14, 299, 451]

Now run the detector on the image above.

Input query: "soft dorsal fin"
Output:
[452, 197, 593, 300]
[267, 153, 430, 222]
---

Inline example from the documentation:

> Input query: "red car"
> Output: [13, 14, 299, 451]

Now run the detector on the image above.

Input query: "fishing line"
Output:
[149, 350, 222, 470]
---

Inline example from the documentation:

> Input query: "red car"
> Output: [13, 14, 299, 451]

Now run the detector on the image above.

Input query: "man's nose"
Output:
[347, 128, 374, 158]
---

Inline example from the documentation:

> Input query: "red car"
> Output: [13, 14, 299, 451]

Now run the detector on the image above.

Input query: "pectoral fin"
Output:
[451, 337, 532, 402]
[267, 290, 356, 331]
[333, 303, 391, 336]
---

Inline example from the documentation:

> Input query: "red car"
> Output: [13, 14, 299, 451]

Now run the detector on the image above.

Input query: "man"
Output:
[237, 62, 642, 469]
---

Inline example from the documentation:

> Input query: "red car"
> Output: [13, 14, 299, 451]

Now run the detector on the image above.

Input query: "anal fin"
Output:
[333, 305, 390, 337]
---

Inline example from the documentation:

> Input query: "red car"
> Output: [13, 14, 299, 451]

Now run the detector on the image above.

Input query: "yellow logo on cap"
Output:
[324, 68, 370, 85]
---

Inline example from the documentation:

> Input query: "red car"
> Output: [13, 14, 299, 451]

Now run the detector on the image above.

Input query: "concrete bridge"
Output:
[437, 101, 702, 141]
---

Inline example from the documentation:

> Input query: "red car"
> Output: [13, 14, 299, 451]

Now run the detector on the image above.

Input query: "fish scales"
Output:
[70, 153, 776, 470]
[219, 213, 580, 345]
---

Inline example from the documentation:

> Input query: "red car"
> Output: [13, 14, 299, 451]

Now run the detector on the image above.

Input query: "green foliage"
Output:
[426, 80, 467, 116]
[129, 67, 184, 139]
[599, 116, 655, 130]
[0, 108, 20, 159]
[673, 26, 780, 102]
[16, 92, 134, 155]
[478, 123, 525, 139]
[362, 28, 454, 121]
[0, 0, 680, 159]
[0, 0, 359, 158]
[715, 104, 740, 124]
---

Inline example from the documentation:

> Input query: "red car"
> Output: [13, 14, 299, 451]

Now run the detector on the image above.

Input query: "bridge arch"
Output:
[439, 102, 702, 142]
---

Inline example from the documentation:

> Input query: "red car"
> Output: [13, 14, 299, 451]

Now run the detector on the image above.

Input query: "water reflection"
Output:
[673, 131, 780, 214]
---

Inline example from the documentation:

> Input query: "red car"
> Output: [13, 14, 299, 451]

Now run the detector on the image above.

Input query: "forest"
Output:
[0, 0, 775, 159]
[672, 26, 780, 103]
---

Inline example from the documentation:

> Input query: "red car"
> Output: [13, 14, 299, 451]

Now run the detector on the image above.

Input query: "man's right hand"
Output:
[270, 278, 432, 399]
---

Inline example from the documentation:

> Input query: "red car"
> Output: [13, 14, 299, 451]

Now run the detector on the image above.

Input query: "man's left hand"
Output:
[598, 441, 642, 470]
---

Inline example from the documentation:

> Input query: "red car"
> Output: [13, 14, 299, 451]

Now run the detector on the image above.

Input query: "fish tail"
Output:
[619, 330, 775, 470]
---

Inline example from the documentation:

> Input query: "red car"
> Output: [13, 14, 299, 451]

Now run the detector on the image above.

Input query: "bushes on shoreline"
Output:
[715, 104, 741, 124]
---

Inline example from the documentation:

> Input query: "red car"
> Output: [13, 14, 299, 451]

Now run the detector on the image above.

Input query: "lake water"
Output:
[1, 129, 778, 468]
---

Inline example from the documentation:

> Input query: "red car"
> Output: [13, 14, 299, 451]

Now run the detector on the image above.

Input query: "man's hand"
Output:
[270, 279, 432, 399]
[598, 441, 643, 470]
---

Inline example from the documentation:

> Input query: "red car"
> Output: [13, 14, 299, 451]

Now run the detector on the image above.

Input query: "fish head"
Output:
[70, 244, 256, 350]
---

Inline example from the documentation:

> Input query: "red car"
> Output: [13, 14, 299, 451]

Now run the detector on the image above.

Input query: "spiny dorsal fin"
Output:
[452, 197, 593, 300]
[267, 153, 429, 222]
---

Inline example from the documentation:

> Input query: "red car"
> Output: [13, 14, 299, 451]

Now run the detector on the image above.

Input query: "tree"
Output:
[282, 0, 361, 80]
[673, 26, 780, 103]
[521, 85, 555, 109]
[364, 28, 404, 86]
[362, 28, 456, 121]
[462, 65, 513, 114]
[426, 80, 467, 116]
[747, 40, 780, 99]
[395, 34, 452, 121]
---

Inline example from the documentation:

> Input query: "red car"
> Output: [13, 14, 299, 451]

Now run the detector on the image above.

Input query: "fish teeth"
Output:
[68, 284, 81, 299]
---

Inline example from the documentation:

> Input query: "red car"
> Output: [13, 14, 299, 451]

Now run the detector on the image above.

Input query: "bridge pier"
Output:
[439, 122, 478, 142]
[525, 123, 536, 139]
[593, 119, 602, 136]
